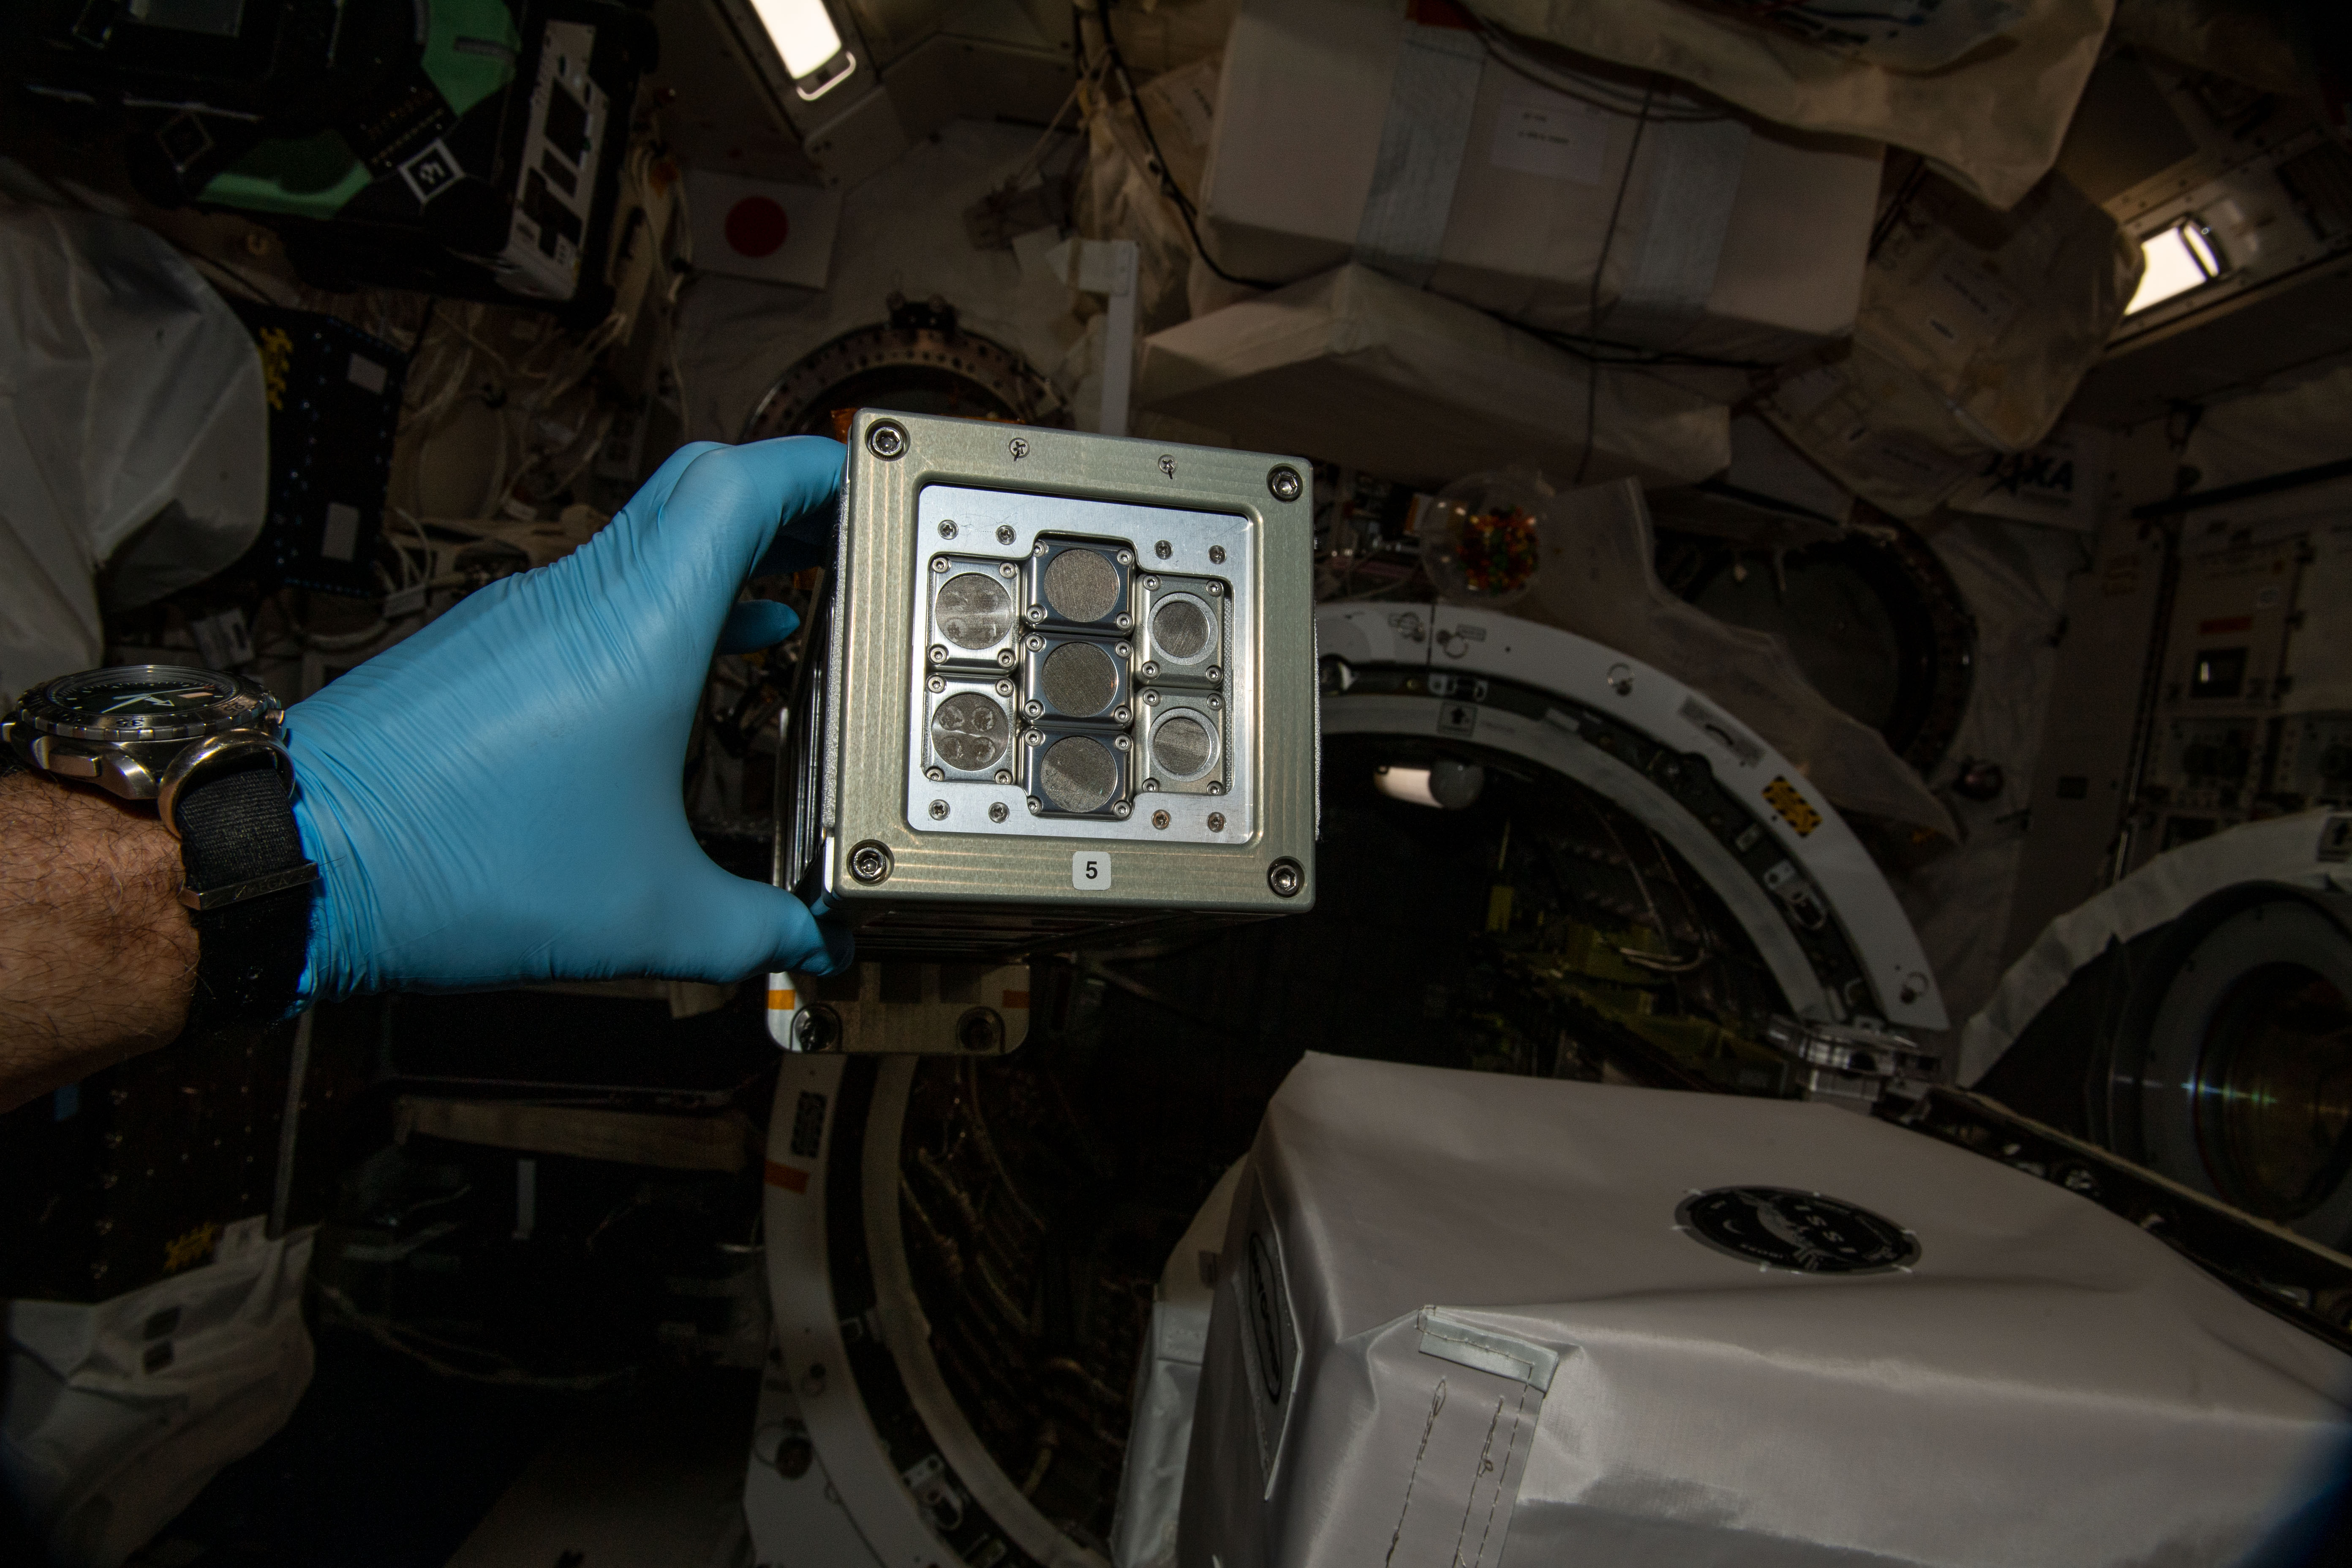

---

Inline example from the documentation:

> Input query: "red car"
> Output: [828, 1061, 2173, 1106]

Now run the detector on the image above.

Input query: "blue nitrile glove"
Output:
[284, 437, 854, 1001]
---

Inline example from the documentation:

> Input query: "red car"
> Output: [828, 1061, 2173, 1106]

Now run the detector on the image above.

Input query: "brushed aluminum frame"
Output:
[906, 485, 1255, 843]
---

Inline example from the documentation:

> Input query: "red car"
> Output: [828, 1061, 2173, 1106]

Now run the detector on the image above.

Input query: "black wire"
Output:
[1869, 154, 1930, 261]
[1457, 4, 1731, 124]
[1086, 1, 1288, 291]
[1500, 314, 1776, 371]
[1576, 80, 1655, 486]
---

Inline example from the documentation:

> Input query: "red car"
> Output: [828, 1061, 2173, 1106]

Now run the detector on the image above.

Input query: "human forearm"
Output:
[0, 773, 196, 1111]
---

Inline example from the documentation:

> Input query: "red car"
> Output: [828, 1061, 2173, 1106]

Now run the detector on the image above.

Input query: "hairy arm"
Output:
[0, 773, 197, 1111]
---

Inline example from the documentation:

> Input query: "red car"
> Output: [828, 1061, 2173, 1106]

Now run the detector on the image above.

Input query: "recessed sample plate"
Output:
[904, 485, 1256, 844]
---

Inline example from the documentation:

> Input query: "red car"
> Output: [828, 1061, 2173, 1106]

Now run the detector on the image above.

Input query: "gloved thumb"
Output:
[663, 867, 854, 981]
[719, 599, 801, 654]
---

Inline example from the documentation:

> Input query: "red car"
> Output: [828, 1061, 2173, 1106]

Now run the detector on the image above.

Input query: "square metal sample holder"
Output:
[774, 411, 1320, 974]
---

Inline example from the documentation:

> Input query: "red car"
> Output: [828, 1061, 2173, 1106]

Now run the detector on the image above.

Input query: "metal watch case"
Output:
[3, 666, 292, 831]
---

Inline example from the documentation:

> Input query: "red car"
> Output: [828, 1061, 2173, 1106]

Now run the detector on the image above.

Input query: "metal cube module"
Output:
[775, 411, 1318, 965]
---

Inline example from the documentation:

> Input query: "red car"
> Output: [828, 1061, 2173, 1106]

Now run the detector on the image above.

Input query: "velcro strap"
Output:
[175, 761, 316, 1035]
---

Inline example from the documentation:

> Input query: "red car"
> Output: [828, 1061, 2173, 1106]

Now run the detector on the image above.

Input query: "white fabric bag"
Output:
[3, 1230, 315, 1568]
[1179, 1052, 2352, 1568]
[1135, 263, 1729, 489]
[0, 199, 267, 697]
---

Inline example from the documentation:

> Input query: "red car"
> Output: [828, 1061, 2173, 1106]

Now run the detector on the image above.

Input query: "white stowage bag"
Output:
[0, 198, 268, 697]
[1476, 0, 2113, 210]
[1111, 1160, 1247, 1568]
[1197, 0, 1886, 386]
[1959, 811, 2352, 1084]
[3, 1230, 315, 1568]
[1761, 174, 2142, 518]
[1134, 263, 1730, 490]
[1520, 477, 1955, 839]
[1176, 1054, 2352, 1568]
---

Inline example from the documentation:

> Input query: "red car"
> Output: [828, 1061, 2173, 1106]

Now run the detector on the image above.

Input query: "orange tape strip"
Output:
[764, 1160, 809, 1194]
[1003, 990, 1030, 1009]
[768, 988, 796, 1010]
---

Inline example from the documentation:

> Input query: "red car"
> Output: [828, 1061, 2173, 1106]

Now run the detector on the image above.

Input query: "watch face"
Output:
[22, 665, 275, 743]
[46, 667, 238, 722]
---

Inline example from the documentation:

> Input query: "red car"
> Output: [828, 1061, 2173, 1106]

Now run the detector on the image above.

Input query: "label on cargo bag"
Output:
[1488, 79, 1608, 185]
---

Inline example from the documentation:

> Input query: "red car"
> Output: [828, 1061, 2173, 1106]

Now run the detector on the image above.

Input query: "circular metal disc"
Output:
[1040, 736, 1118, 813]
[936, 573, 1013, 651]
[1152, 596, 1213, 662]
[930, 693, 1010, 773]
[1044, 549, 1121, 623]
[1040, 642, 1119, 718]
[1152, 713, 1215, 780]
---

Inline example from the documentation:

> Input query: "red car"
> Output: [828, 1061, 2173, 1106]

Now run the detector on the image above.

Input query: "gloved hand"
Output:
[285, 437, 853, 1000]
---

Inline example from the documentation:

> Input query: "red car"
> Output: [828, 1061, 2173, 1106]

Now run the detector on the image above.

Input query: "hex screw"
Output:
[867, 422, 907, 460]
[1268, 857, 1306, 897]
[1143, 778, 1161, 792]
[1144, 575, 1160, 591]
[995, 679, 1014, 696]
[930, 645, 947, 663]
[1207, 781, 1223, 795]
[931, 557, 950, 572]
[938, 520, 958, 539]
[794, 1008, 841, 1053]
[994, 769, 1012, 784]
[1152, 809, 1171, 829]
[1143, 690, 1159, 706]
[1114, 705, 1132, 724]
[1206, 583, 1222, 597]
[928, 800, 950, 820]
[1114, 735, 1131, 751]
[957, 1008, 1004, 1054]
[849, 842, 893, 883]
[1267, 466, 1302, 502]
[989, 801, 1010, 822]
[1116, 550, 1134, 566]
[926, 766, 945, 782]
[1209, 695, 1221, 709]
[1026, 700, 1044, 718]
[928, 675, 945, 692]
[1026, 796, 1042, 814]
[1028, 608, 1046, 626]
[1143, 661, 1160, 678]
[1116, 642, 1132, 659]
[1209, 545, 1226, 565]
[1206, 665, 1221, 681]
[1024, 730, 1043, 746]
[1026, 634, 1044, 650]
[1032, 542, 1048, 557]
[1207, 812, 1226, 831]
[1154, 540, 1172, 559]
[1113, 801, 1132, 818]
[997, 525, 1017, 546]
[1116, 613, 1132, 630]
[996, 650, 1015, 668]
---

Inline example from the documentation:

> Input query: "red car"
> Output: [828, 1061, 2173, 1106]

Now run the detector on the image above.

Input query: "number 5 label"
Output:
[1071, 851, 1112, 890]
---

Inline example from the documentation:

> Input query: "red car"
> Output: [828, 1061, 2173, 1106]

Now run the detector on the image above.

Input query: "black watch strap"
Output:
[174, 760, 317, 1032]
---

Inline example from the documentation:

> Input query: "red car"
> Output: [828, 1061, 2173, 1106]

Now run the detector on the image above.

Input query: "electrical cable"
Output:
[1085, 1, 1288, 291]
[1456, 3, 1732, 124]
[1576, 79, 1655, 485]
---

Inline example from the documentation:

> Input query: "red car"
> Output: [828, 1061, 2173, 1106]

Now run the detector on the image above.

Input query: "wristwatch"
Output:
[2, 665, 318, 1030]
